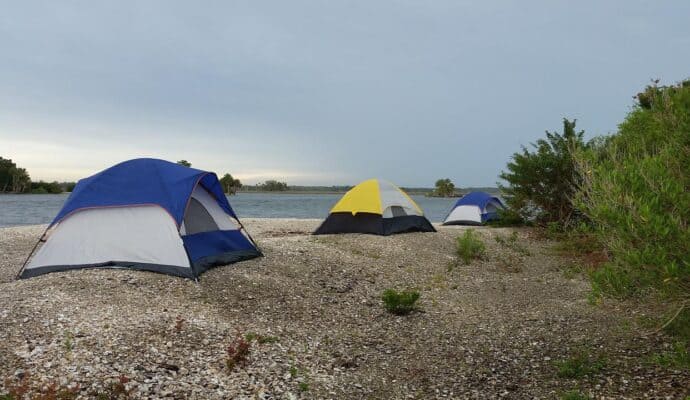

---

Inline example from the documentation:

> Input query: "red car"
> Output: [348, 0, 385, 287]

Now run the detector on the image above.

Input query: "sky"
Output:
[1, 1, 689, 187]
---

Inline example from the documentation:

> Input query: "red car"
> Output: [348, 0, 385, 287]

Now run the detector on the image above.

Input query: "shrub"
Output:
[486, 208, 527, 227]
[456, 230, 486, 264]
[226, 335, 252, 370]
[575, 79, 690, 299]
[382, 289, 420, 315]
[499, 118, 590, 225]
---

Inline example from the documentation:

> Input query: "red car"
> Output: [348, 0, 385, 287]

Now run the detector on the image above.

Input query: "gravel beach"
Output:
[1, 219, 687, 399]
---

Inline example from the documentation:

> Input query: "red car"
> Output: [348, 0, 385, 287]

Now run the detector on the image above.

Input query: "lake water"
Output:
[0, 193, 457, 227]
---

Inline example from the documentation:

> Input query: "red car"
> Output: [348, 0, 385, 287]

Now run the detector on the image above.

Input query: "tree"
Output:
[0, 157, 31, 193]
[0, 157, 16, 192]
[499, 118, 588, 225]
[220, 173, 242, 195]
[31, 180, 63, 194]
[176, 160, 191, 167]
[259, 180, 288, 191]
[61, 182, 77, 192]
[11, 167, 31, 193]
[433, 178, 455, 197]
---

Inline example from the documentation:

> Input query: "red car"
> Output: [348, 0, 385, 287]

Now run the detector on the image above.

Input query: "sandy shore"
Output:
[0, 219, 687, 399]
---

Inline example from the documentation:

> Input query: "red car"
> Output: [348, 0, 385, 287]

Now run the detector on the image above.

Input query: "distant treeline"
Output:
[237, 182, 499, 195]
[30, 181, 76, 194]
[3, 156, 499, 197]
[0, 157, 75, 194]
[240, 180, 290, 192]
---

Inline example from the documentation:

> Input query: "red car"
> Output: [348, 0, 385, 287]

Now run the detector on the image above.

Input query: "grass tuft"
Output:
[650, 342, 690, 370]
[382, 289, 420, 315]
[555, 351, 606, 379]
[456, 230, 486, 265]
[560, 390, 591, 400]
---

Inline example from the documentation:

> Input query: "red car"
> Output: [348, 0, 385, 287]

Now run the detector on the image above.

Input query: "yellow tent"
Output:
[314, 179, 435, 235]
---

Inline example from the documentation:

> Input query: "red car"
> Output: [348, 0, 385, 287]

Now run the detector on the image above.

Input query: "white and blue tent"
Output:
[20, 158, 260, 280]
[443, 192, 505, 225]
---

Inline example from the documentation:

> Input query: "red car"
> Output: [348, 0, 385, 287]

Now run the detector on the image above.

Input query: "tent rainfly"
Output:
[19, 158, 261, 280]
[442, 191, 505, 225]
[313, 178, 436, 235]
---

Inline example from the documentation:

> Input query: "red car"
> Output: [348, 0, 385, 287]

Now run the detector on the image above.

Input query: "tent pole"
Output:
[16, 227, 49, 280]
[236, 218, 262, 255]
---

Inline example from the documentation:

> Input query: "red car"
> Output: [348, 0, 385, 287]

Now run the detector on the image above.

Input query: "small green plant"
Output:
[381, 289, 420, 315]
[560, 390, 591, 400]
[226, 334, 252, 370]
[298, 382, 309, 392]
[456, 230, 486, 265]
[562, 263, 584, 280]
[555, 351, 605, 379]
[495, 231, 531, 256]
[245, 332, 279, 344]
[257, 335, 278, 344]
[63, 332, 74, 352]
[289, 366, 298, 378]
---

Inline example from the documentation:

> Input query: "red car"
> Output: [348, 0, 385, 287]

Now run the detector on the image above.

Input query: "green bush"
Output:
[499, 118, 590, 225]
[456, 230, 486, 264]
[486, 208, 528, 227]
[382, 289, 420, 315]
[575, 80, 690, 299]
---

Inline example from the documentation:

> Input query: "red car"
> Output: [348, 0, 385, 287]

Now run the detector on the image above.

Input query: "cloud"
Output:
[1, 1, 689, 186]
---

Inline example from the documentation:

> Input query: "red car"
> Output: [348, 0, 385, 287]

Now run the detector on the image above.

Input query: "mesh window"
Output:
[183, 198, 220, 235]
[389, 206, 407, 217]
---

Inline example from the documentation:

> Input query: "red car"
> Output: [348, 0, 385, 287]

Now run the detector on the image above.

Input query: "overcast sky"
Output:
[1, 1, 688, 186]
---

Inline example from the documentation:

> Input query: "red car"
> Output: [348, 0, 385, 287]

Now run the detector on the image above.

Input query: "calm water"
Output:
[0, 193, 457, 227]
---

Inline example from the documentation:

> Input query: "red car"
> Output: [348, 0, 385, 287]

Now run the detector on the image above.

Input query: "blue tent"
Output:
[443, 191, 505, 225]
[21, 158, 260, 280]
